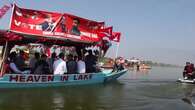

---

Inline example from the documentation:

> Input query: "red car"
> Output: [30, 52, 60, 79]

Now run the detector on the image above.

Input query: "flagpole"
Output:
[8, 2, 15, 30]
[0, 41, 8, 76]
[115, 42, 120, 59]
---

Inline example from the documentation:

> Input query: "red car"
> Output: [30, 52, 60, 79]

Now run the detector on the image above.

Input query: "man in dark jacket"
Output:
[66, 54, 77, 74]
[85, 50, 97, 73]
[32, 54, 50, 74]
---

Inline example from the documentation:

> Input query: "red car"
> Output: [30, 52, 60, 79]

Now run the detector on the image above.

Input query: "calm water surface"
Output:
[0, 66, 195, 110]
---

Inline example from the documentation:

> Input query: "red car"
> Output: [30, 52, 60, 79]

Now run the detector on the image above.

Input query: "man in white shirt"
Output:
[53, 53, 67, 75]
[77, 56, 86, 74]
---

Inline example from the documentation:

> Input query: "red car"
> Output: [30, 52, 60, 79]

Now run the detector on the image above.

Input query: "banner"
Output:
[10, 4, 105, 42]
[0, 4, 12, 19]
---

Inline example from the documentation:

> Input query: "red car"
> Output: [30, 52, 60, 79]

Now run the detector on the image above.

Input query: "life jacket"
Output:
[186, 66, 193, 73]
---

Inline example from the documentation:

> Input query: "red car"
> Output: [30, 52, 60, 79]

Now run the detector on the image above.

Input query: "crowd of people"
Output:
[183, 62, 195, 79]
[6, 49, 100, 75]
[112, 57, 125, 72]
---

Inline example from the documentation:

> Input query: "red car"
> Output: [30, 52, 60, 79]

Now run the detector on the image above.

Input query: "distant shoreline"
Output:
[141, 61, 183, 68]
[151, 65, 183, 68]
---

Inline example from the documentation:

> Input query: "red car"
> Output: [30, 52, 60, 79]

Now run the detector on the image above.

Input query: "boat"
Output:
[0, 69, 127, 88]
[177, 78, 195, 84]
[0, 4, 127, 88]
[139, 64, 152, 70]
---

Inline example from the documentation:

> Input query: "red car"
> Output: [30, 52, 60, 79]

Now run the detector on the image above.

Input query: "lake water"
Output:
[0, 66, 195, 110]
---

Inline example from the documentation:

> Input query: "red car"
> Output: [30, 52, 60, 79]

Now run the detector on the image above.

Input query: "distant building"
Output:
[127, 57, 141, 64]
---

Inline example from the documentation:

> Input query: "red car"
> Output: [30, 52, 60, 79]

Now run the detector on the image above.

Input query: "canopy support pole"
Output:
[115, 42, 120, 59]
[0, 41, 8, 77]
[8, 2, 15, 29]
[98, 46, 102, 62]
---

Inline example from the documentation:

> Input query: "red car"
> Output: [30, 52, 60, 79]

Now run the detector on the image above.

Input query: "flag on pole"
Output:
[0, 4, 12, 19]
[110, 32, 121, 42]
[97, 26, 113, 37]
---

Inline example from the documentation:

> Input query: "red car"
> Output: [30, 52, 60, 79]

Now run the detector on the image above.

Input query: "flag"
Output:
[97, 26, 113, 37]
[0, 4, 12, 19]
[110, 32, 121, 42]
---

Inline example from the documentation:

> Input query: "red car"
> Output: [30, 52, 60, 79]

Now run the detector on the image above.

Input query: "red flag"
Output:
[97, 26, 113, 37]
[0, 4, 12, 19]
[110, 32, 121, 42]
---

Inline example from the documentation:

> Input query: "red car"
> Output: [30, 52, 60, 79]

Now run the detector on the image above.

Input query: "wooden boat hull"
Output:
[0, 69, 127, 88]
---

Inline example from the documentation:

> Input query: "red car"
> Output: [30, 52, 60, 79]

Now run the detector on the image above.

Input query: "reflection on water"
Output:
[0, 81, 125, 110]
[52, 91, 64, 110]
[181, 84, 195, 108]
[0, 67, 195, 110]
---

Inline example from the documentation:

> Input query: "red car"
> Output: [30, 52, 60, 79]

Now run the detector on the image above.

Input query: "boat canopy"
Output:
[0, 30, 95, 47]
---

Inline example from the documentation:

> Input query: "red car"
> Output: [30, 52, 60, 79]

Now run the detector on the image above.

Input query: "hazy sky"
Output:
[0, 0, 195, 65]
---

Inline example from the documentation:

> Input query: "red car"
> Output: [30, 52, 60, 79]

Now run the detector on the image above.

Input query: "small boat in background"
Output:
[139, 64, 152, 70]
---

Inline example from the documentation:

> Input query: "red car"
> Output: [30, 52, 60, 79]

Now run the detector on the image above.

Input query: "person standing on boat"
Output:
[66, 54, 77, 74]
[14, 50, 26, 71]
[29, 52, 40, 71]
[32, 54, 50, 74]
[9, 52, 25, 74]
[85, 50, 97, 73]
[77, 56, 86, 74]
[47, 52, 57, 73]
[74, 55, 78, 62]
[53, 53, 67, 75]
[113, 57, 124, 72]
